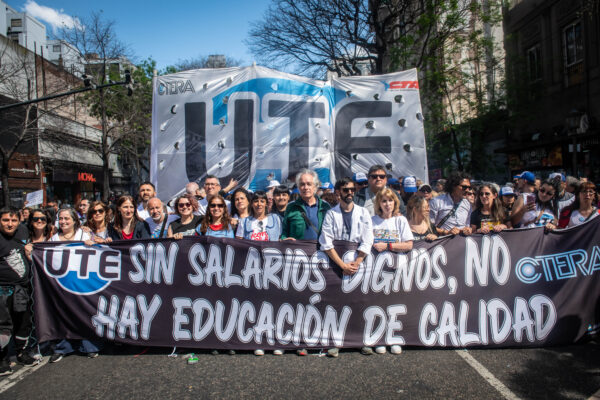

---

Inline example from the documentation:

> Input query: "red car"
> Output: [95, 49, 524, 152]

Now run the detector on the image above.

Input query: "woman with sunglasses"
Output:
[50, 208, 92, 243]
[235, 191, 282, 242]
[85, 201, 112, 243]
[27, 209, 54, 243]
[230, 188, 251, 228]
[168, 194, 202, 239]
[470, 183, 510, 234]
[197, 195, 235, 238]
[107, 195, 151, 240]
[406, 196, 439, 242]
[558, 182, 599, 228]
[511, 178, 560, 230]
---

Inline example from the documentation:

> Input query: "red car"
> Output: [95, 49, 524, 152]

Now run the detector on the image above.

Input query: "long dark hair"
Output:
[113, 195, 138, 231]
[475, 183, 506, 223]
[250, 191, 268, 218]
[230, 188, 251, 217]
[199, 195, 233, 235]
[85, 201, 110, 232]
[27, 209, 53, 241]
[535, 178, 560, 218]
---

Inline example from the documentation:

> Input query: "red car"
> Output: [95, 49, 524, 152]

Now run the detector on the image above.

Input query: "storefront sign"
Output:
[78, 172, 97, 182]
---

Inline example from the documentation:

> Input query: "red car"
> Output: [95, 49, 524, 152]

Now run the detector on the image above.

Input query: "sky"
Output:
[5, 0, 273, 70]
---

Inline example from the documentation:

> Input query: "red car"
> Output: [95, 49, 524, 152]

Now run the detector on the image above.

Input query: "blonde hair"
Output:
[374, 187, 400, 217]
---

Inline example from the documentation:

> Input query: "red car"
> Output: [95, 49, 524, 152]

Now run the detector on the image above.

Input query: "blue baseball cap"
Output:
[499, 186, 515, 196]
[388, 178, 399, 185]
[549, 172, 566, 182]
[320, 182, 334, 190]
[353, 172, 368, 183]
[402, 176, 417, 192]
[517, 171, 536, 184]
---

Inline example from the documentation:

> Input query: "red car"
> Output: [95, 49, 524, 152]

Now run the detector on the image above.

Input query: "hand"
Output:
[525, 201, 536, 212]
[477, 226, 490, 234]
[341, 261, 359, 275]
[105, 237, 112, 243]
[81, 226, 92, 233]
[449, 227, 461, 235]
[24, 243, 33, 259]
[173, 233, 183, 240]
[425, 234, 438, 242]
[493, 224, 506, 233]
[373, 242, 388, 252]
[461, 227, 472, 236]
[84, 240, 95, 246]
[230, 217, 238, 226]
[545, 223, 556, 232]
[282, 237, 296, 241]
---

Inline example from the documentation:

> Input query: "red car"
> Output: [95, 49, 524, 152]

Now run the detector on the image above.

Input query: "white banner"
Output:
[151, 65, 428, 200]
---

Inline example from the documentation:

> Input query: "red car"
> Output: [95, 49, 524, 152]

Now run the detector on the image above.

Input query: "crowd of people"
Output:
[1, 165, 598, 372]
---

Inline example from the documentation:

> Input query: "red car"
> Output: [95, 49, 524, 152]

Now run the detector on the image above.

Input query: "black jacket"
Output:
[107, 221, 151, 241]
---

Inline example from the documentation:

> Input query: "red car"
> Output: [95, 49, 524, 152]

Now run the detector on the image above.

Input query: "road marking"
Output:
[455, 349, 521, 400]
[0, 357, 48, 394]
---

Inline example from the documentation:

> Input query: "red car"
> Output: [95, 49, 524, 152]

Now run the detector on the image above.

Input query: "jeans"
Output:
[54, 339, 102, 355]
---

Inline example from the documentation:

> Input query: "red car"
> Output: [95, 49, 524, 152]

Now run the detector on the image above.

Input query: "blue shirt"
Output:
[196, 226, 234, 238]
[303, 201, 320, 240]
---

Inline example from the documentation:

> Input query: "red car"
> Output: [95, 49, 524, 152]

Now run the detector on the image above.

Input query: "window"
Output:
[10, 19, 22, 27]
[53, 45, 61, 52]
[526, 45, 542, 82]
[563, 21, 584, 86]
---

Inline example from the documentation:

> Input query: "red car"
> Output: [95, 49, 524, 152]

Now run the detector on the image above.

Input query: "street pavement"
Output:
[1, 339, 599, 399]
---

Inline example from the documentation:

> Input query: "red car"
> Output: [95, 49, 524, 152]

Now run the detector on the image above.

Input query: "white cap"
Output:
[266, 180, 280, 189]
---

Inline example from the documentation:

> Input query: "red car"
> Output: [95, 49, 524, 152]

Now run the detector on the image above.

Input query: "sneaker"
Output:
[254, 349, 265, 356]
[0, 359, 12, 376]
[390, 345, 402, 355]
[375, 346, 387, 354]
[187, 354, 198, 364]
[361, 346, 374, 355]
[273, 349, 284, 356]
[327, 348, 339, 358]
[17, 352, 36, 365]
[87, 352, 99, 359]
[296, 349, 308, 356]
[228, 350, 236, 355]
[50, 353, 64, 363]
[211, 350, 219, 355]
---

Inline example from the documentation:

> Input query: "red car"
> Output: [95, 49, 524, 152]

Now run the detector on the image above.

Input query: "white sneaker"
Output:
[390, 345, 402, 355]
[273, 349, 284, 356]
[254, 349, 265, 356]
[375, 346, 387, 354]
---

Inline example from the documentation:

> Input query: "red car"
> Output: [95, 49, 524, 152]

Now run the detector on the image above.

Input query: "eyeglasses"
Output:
[582, 190, 596, 195]
[204, 183, 219, 187]
[460, 185, 472, 190]
[369, 174, 386, 180]
[341, 187, 356, 193]
[419, 188, 432, 193]
[178, 202, 192, 209]
[32, 217, 47, 222]
[209, 203, 225, 209]
[92, 209, 105, 214]
[538, 188, 555, 197]
[479, 192, 492, 197]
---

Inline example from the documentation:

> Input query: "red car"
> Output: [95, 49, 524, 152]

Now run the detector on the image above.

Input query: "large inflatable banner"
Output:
[33, 220, 600, 349]
[151, 66, 428, 200]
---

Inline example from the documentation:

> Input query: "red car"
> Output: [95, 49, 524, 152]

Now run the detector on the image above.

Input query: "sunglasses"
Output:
[460, 185, 472, 190]
[209, 203, 225, 209]
[92, 209, 105, 214]
[539, 188, 555, 197]
[341, 187, 356, 193]
[369, 174, 386, 180]
[178, 202, 192, 209]
[32, 217, 47, 222]
[419, 188, 432, 193]
[479, 192, 492, 197]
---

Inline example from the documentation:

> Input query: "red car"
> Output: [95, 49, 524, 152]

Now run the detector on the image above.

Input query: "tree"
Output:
[167, 54, 243, 73]
[60, 11, 132, 200]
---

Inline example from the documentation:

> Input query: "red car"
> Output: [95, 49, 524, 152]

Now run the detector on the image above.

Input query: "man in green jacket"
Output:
[281, 168, 331, 241]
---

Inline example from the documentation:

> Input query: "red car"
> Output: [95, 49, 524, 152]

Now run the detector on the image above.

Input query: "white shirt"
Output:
[429, 193, 472, 230]
[319, 204, 374, 254]
[371, 215, 414, 243]
[137, 203, 174, 221]
[197, 198, 232, 216]
[50, 229, 91, 242]
[567, 209, 599, 227]
[145, 214, 180, 238]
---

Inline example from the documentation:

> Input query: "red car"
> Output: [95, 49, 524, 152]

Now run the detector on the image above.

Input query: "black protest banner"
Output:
[32, 218, 600, 349]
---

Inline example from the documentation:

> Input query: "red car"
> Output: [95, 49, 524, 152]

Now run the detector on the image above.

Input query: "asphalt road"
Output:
[1, 339, 599, 399]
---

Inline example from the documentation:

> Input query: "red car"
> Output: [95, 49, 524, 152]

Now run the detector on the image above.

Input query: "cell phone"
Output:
[526, 194, 535, 205]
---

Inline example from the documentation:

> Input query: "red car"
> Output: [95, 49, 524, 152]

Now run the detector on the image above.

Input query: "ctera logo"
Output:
[157, 80, 195, 95]
[43, 244, 121, 295]
[382, 80, 419, 90]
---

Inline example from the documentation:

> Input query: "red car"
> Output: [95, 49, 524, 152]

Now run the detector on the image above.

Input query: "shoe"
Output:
[211, 350, 219, 355]
[17, 352, 36, 365]
[390, 345, 402, 355]
[50, 353, 64, 363]
[187, 354, 198, 364]
[375, 346, 387, 354]
[296, 349, 308, 356]
[361, 346, 374, 355]
[327, 348, 339, 358]
[273, 349, 284, 356]
[228, 350, 236, 355]
[0, 359, 12, 376]
[254, 349, 264, 356]
[87, 352, 99, 359]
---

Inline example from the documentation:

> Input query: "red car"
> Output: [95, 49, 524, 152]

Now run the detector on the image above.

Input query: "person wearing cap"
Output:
[353, 172, 369, 191]
[355, 165, 406, 216]
[434, 179, 446, 195]
[281, 169, 331, 242]
[272, 185, 291, 218]
[398, 176, 418, 204]
[416, 183, 433, 201]
[510, 171, 540, 227]
[429, 171, 473, 236]
[549, 173, 575, 212]
[499, 186, 517, 217]
[515, 171, 536, 195]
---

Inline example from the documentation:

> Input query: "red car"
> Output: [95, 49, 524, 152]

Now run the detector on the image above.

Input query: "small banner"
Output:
[33, 219, 600, 349]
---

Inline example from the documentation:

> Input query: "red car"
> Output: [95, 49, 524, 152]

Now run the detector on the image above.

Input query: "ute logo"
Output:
[157, 80, 195, 95]
[43, 244, 122, 295]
